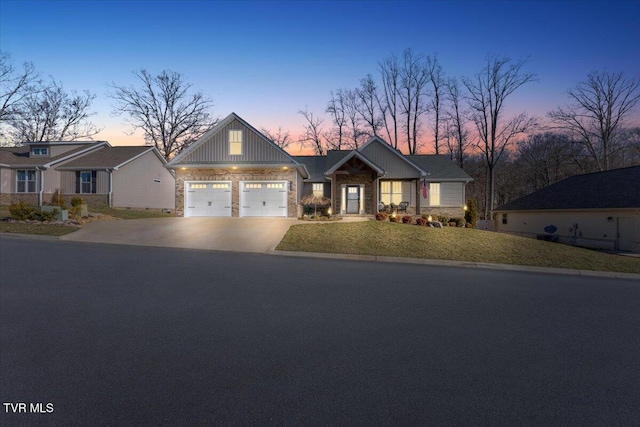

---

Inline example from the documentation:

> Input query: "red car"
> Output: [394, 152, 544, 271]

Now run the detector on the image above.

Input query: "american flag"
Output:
[421, 180, 428, 199]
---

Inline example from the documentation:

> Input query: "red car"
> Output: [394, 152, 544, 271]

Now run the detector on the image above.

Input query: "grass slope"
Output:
[277, 221, 640, 274]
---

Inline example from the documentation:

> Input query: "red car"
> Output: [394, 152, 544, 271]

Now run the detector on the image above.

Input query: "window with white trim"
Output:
[80, 171, 93, 194]
[380, 181, 402, 205]
[31, 147, 48, 156]
[229, 130, 242, 155]
[312, 183, 323, 197]
[502, 214, 508, 224]
[429, 183, 440, 206]
[17, 169, 37, 193]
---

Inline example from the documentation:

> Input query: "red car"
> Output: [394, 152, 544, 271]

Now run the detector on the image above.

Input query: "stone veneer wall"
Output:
[334, 173, 375, 214]
[0, 193, 39, 206]
[174, 168, 299, 217]
[61, 194, 109, 207]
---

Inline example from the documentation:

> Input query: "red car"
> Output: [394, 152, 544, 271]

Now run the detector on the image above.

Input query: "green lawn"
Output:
[89, 206, 172, 220]
[277, 221, 640, 274]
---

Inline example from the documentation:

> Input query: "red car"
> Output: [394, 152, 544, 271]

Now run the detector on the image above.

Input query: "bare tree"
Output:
[378, 52, 401, 149]
[426, 54, 445, 154]
[398, 48, 429, 154]
[342, 88, 366, 149]
[261, 126, 291, 149]
[1, 52, 41, 124]
[109, 69, 216, 160]
[462, 55, 537, 218]
[297, 107, 326, 155]
[548, 70, 640, 171]
[444, 77, 470, 168]
[516, 132, 583, 191]
[9, 79, 99, 143]
[325, 90, 347, 150]
[355, 74, 382, 138]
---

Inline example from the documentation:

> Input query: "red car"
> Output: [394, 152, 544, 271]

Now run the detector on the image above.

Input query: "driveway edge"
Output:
[270, 250, 640, 280]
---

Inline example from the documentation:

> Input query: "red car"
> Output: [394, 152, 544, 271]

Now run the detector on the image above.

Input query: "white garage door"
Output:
[185, 181, 231, 217]
[240, 181, 288, 217]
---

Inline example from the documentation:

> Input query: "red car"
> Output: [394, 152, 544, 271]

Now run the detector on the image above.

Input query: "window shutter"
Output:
[75, 172, 80, 193]
[91, 171, 97, 193]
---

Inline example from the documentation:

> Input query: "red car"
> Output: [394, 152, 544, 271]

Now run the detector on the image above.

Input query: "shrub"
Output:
[437, 215, 449, 223]
[71, 196, 85, 207]
[375, 212, 388, 221]
[416, 217, 428, 226]
[9, 202, 57, 221]
[464, 198, 478, 228]
[450, 217, 466, 227]
[389, 215, 400, 222]
[51, 189, 66, 209]
[402, 215, 412, 224]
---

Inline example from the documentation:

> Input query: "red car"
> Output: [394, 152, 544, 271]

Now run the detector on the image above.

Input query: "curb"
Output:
[270, 250, 640, 280]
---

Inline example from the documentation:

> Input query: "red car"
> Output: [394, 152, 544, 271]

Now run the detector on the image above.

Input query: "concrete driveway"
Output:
[60, 217, 302, 253]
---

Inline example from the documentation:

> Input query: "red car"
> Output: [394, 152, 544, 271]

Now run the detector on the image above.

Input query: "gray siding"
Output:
[49, 143, 88, 157]
[360, 141, 420, 179]
[112, 151, 174, 209]
[180, 119, 294, 164]
[441, 182, 464, 207]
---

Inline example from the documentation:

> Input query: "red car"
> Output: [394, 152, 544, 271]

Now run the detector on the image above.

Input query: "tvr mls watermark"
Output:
[3, 402, 54, 414]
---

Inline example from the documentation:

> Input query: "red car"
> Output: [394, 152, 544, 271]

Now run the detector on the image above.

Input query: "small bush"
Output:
[375, 212, 388, 221]
[402, 215, 412, 224]
[389, 215, 400, 222]
[416, 217, 428, 226]
[450, 217, 466, 227]
[448, 221, 456, 227]
[437, 215, 449, 223]
[9, 202, 58, 221]
[70, 196, 85, 207]
[51, 189, 66, 209]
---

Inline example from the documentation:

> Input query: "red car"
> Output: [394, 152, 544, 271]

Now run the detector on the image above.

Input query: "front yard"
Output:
[277, 221, 640, 274]
[0, 205, 172, 236]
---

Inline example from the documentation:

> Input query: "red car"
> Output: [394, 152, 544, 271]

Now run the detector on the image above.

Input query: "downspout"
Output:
[107, 169, 113, 207]
[37, 167, 44, 206]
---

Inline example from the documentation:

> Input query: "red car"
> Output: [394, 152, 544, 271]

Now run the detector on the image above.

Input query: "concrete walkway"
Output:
[59, 217, 368, 253]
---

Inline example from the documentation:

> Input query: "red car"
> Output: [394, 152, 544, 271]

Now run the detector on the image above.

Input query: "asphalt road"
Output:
[1, 236, 639, 426]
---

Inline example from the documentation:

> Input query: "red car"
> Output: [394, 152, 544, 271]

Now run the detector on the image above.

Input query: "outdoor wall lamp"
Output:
[289, 181, 293, 191]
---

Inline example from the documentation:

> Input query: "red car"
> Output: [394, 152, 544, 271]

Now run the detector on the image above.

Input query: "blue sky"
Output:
[2, 0, 639, 152]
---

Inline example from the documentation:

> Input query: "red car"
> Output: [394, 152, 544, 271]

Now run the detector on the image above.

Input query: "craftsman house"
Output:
[0, 141, 174, 210]
[165, 113, 472, 218]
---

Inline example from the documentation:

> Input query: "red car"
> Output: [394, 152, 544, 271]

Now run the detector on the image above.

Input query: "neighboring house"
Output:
[493, 165, 640, 252]
[0, 141, 175, 210]
[165, 112, 472, 218]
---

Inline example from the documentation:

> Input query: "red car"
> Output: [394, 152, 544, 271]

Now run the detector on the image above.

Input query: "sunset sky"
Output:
[2, 0, 639, 154]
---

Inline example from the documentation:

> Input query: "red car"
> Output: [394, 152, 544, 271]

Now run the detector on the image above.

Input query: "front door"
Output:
[346, 185, 360, 214]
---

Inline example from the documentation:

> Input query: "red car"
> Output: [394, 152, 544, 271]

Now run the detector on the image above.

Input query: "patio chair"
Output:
[398, 201, 409, 214]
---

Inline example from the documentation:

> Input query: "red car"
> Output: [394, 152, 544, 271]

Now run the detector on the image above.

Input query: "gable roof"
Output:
[324, 150, 385, 176]
[407, 155, 474, 181]
[0, 141, 108, 168]
[166, 112, 303, 167]
[55, 146, 164, 170]
[495, 165, 640, 211]
[358, 136, 425, 177]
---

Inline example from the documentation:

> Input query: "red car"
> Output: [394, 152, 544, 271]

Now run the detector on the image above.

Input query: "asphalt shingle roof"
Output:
[495, 165, 640, 211]
[407, 155, 473, 180]
[57, 146, 153, 169]
[0, 142, 104, 167]
[293, 156, 329, 181]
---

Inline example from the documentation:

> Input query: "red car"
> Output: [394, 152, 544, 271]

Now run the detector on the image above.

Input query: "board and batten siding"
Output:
[360, 141, 420, 179]
[180, 119, 294, 164]
[49, 143, 89, 157]
[112, 151, 175, 209]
